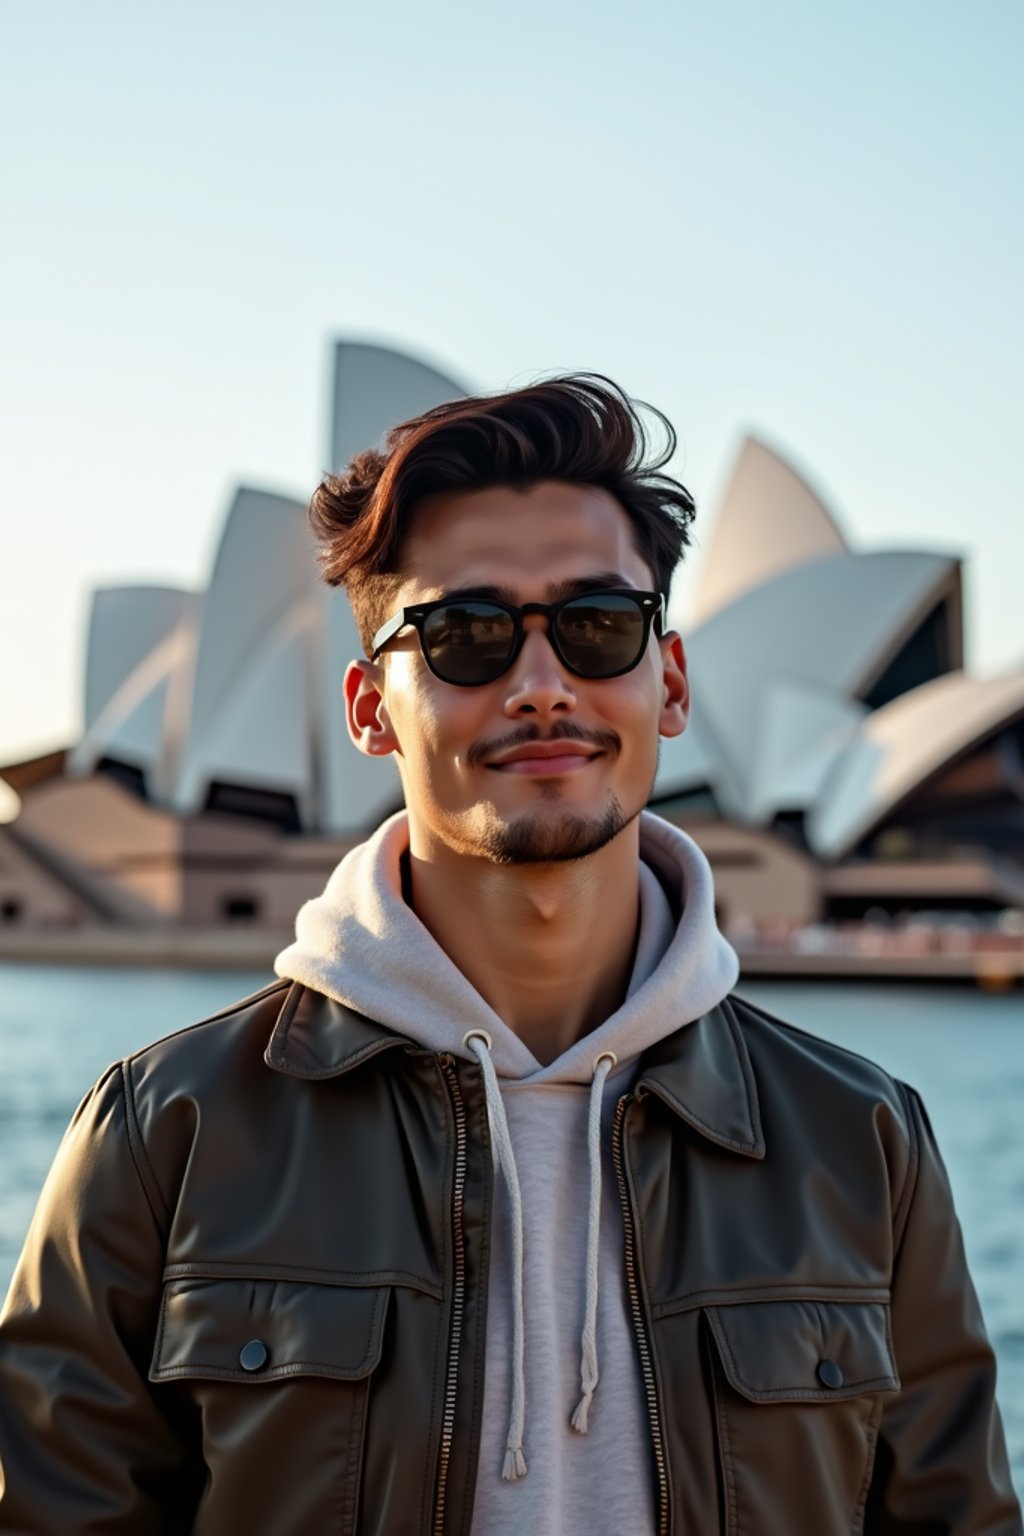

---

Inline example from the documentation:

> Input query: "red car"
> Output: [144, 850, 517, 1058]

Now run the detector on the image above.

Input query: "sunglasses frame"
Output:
[369, 588, 665, 686]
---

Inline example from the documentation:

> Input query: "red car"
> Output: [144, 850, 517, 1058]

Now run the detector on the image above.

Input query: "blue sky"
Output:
[2, 0, 1021, 808]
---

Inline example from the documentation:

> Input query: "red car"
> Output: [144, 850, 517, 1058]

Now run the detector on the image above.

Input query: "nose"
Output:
[501, 615, 577, 719]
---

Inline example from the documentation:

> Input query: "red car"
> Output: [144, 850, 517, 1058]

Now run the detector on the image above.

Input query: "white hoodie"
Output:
[275, 808, 739, 1536]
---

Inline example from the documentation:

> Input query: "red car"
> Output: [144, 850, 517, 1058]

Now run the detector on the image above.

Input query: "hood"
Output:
[274, 808, 739, 1080]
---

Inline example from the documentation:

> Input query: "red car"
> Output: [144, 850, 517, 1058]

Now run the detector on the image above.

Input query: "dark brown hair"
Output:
[308, 372, 696, 653]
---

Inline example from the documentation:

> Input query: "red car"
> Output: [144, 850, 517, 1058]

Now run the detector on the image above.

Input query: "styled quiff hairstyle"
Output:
[308, 372, 696, 655]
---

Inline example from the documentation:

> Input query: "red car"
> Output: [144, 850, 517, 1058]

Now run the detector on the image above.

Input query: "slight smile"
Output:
[485, 743, 605, 776]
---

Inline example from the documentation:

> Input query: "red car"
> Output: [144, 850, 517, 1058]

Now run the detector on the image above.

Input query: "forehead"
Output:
[397, 481, 653, 599]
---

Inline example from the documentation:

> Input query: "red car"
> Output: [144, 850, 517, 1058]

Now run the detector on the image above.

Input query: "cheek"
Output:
[387, 671, 487, 767]
[599, 666, 662, 736]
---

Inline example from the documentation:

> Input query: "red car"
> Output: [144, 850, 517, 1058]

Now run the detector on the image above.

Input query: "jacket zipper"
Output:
[433, 1054, 468, 1536]
[612, 1092, 670, 1536]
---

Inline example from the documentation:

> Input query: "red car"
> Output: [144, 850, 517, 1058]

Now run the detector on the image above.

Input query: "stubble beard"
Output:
[476, 788, 636, 865]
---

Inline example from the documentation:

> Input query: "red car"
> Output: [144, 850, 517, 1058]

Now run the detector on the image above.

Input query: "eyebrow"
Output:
[434, 571, 637, 604]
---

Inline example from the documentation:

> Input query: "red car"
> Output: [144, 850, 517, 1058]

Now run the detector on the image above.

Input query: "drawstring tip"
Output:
[502, 1446, 528, 1481]
[570, 1391, 593, 1433]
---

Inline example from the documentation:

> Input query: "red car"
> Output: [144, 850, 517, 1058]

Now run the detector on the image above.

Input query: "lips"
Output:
[485, 742, 604, 774]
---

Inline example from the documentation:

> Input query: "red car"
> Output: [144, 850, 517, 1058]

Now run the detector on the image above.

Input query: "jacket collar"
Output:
[265, 982, 411, 1079]
[265, 984, 765, 1159]
[635, 999, 765, 1159]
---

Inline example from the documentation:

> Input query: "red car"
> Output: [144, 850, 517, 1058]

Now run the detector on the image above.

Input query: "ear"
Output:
[657, 631, 689, 739]
[344, 659, 400, 758]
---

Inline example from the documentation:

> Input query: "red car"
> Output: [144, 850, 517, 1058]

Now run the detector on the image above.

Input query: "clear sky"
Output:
[2, 0, 1021, 805]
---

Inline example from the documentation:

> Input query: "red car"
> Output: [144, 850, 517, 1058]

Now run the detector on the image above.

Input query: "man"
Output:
[0, 375, 1019, 1533]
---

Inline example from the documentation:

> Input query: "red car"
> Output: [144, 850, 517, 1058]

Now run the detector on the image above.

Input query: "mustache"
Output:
[467, 720, 621, 769]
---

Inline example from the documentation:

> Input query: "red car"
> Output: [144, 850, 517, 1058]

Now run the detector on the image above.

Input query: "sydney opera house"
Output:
[2, 340, 1023, 958]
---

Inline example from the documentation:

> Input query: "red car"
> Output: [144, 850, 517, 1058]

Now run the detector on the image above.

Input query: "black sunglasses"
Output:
[370, 588, 665, 687]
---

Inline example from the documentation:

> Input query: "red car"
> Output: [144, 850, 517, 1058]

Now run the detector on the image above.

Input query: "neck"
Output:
[405, 822, 642, 1066]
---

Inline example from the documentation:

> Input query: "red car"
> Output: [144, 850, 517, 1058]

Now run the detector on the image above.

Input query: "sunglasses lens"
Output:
[555, 595, 647, 676]
[422, 602, 517, 684]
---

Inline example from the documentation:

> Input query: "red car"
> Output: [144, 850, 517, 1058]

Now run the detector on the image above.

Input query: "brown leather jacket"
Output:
[0, 979, 1019, 1534]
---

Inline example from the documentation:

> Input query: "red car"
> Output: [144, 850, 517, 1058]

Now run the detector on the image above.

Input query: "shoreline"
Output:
[1, 927, 1021, 986]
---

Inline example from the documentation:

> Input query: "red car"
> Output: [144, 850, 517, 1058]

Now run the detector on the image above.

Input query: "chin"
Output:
[476, 796, 634, 865]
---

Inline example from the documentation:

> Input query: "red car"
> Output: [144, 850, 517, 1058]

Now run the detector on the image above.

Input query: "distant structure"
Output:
[652, 436, 1024, 922]
[0, 341, 465, 932]
[1, 344, 1023, 942]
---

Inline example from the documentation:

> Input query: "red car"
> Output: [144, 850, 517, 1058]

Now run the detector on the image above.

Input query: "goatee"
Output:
[478, 795, 634, 865]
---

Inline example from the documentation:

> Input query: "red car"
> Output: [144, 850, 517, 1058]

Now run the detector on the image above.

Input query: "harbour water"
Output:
[1, 964, 1021, 1494]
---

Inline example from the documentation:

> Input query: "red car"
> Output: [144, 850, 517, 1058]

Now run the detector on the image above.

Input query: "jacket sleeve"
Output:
[866, 1084, 1022, 1533]
[0, 1061, 190, 1533]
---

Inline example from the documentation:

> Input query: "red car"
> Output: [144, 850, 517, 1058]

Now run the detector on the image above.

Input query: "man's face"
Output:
[345, 481, 689, 865]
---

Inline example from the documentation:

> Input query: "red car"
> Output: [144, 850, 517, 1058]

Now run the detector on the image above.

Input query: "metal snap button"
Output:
[817, 1357, 844, 1389]
[239, 1338, 269, 1372]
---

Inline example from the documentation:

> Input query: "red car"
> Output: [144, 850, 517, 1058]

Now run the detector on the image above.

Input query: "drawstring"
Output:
[464, 1030, 528, 1480]
[571, 1050, 616, 1433]
[462, 1034, 618, 1476]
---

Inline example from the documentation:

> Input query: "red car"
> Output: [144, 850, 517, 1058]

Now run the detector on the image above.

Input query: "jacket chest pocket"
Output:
[704, 1297, 900, 1536]
[150, 1275, 389, 1536]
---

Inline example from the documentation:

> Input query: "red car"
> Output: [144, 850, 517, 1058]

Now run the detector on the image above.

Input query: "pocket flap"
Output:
[150, 1276, 390, 1384]
[705, 1298, 900, 1403]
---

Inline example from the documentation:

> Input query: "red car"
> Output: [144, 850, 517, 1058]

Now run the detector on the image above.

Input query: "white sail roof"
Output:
[747, 680, 867, 823]
[692, 436, 847, 626]
[69, 589, 200, 792]
[171, 488, 314, 815]
[82, 586, 192, 732]
[808, 665, 1024, 860]
[331, 341, 467, 471]
[659, 549, 961, 819]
